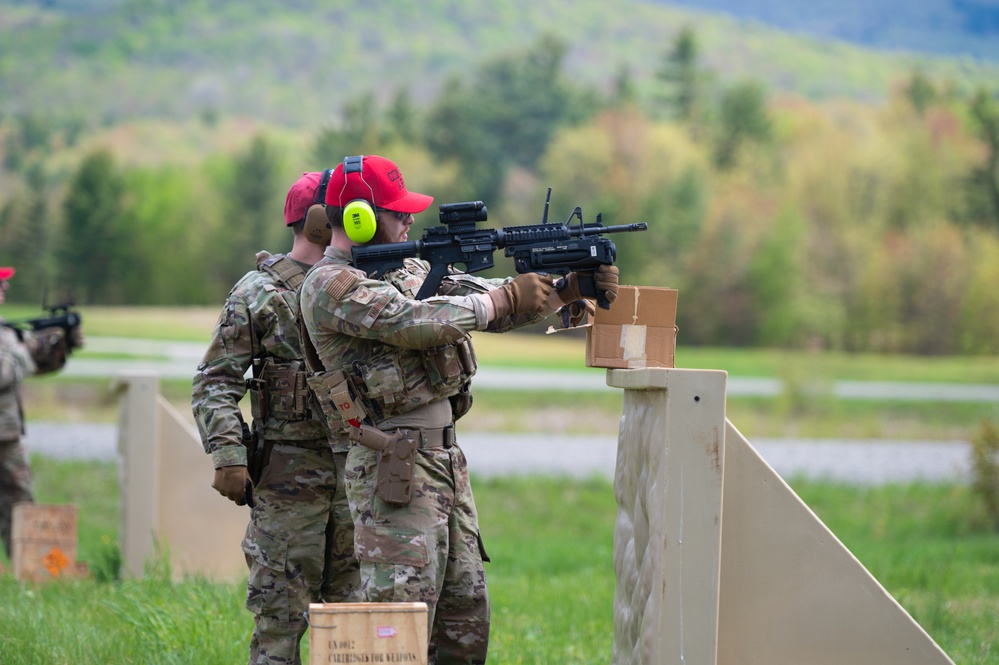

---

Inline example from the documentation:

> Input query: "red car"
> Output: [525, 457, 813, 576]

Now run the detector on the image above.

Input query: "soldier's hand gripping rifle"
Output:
[352, 188, 648, 309]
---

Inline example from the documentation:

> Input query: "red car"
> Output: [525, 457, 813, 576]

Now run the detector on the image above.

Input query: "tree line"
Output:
[2, 31, 999, 354]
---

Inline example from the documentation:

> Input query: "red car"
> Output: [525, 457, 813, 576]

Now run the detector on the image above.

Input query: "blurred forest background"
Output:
[3, 0, 999, 355]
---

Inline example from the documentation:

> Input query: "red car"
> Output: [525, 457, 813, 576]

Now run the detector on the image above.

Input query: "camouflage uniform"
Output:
[0, 322, 36, 558]
[300, 245, 549, 665]
[192, 251, 357, 665]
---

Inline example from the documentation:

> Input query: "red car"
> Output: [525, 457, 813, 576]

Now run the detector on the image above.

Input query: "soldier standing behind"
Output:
[298, 155, 618, 664]
[192, 173, 357, 665]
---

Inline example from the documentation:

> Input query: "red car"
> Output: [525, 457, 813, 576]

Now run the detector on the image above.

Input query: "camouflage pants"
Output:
[243, 442, 357, 665]
[346, 438, 490, 665]
[0, 438, 34, 558]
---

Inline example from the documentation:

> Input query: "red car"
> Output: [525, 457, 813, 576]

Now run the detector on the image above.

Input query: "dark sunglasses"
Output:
[376, 208, 412, 222]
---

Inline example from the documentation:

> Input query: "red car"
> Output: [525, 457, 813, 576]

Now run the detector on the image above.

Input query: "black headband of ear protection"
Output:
[314, 168, 334, 206]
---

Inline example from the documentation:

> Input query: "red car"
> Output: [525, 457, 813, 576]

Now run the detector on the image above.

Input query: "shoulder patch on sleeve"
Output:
[360, 293, 391, 328]
[350, 285, 376, 304]
[326, 270, 359, 300]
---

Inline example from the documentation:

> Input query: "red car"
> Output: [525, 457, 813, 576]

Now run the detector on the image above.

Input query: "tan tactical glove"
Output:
[212, 465, 252, 504]
[487, 272, 554, 319]
[555, 265, 620, 305]
[560, 299, 596, 328]
[594, 264, 620, 304]
[555, 272, 583, 305]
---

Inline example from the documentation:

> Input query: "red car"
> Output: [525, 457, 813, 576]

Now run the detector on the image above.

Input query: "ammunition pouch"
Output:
[306, 337, 477, 433]
[249, 358, 312, 422]
[245, 358, 309, 483]
[422, 337, 477, 396]
[352, 337, 478, 421]
[306, 369, 367, 437]
[449, 385, 473, 422]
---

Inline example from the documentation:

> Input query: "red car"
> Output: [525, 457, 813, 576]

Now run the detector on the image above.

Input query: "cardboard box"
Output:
[586, 286, 678, 369]
[309, 602, 428, 665]
[12, 503, 80, 582]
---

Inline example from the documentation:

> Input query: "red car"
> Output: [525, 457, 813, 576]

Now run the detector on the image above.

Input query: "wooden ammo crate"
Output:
[12, 503, 79, 582]
[309, 602, 428, 665]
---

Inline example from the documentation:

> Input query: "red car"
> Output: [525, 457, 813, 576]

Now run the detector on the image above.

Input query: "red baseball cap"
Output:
[324, 155, 433, 214]
[0, 267, 14, 280]
[284, 171, 323, 226]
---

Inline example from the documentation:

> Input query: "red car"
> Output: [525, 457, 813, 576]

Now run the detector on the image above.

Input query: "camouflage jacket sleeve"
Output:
[0, 325, 33, 440]
[437, 268, 553, 333]
[191, 275, 257, 468]
[302, 261, 490, 353]
[0, 325, 35, 390]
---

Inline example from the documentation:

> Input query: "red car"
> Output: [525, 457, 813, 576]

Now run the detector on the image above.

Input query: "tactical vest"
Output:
[248, 252, 313, 423]
[303, 260, 478, 434]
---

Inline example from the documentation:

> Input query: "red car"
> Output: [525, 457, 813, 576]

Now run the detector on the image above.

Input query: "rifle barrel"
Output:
[604, 222, 648, 233]
[577, 222, 648, 235]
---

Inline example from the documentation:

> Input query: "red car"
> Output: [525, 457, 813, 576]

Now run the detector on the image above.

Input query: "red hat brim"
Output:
[0, 267, 14, 280]
[381, 191, 434, 215]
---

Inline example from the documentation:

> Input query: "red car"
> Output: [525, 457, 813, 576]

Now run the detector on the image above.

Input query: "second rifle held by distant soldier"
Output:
[352, 188, 648, 309]
[0, 296, 83, 373]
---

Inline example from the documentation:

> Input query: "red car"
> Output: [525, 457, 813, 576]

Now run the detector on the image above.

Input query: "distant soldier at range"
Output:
[0, 266, 82, 560]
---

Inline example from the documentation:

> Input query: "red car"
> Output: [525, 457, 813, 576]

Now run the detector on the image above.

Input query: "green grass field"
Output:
[4, 306, 999, 662]
[1, 460, 997, 664]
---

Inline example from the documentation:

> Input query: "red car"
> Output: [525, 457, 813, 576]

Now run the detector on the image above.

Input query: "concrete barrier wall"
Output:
[114, 371, 248, 581]
[611, 368, 727, 664]
[608, 367, 954, 665]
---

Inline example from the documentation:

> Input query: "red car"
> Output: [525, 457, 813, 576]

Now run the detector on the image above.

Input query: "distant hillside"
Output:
[2, 0, 998, 133]
[658, 0, 999, 62]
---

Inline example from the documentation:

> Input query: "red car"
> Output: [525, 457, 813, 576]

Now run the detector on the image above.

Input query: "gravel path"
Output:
[22, 422, 972, 486]
[32, 339, 988, 486]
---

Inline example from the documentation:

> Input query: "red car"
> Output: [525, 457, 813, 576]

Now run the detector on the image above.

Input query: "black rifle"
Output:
[2, 297, 83, 352]
[352, 189, 648, 309]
